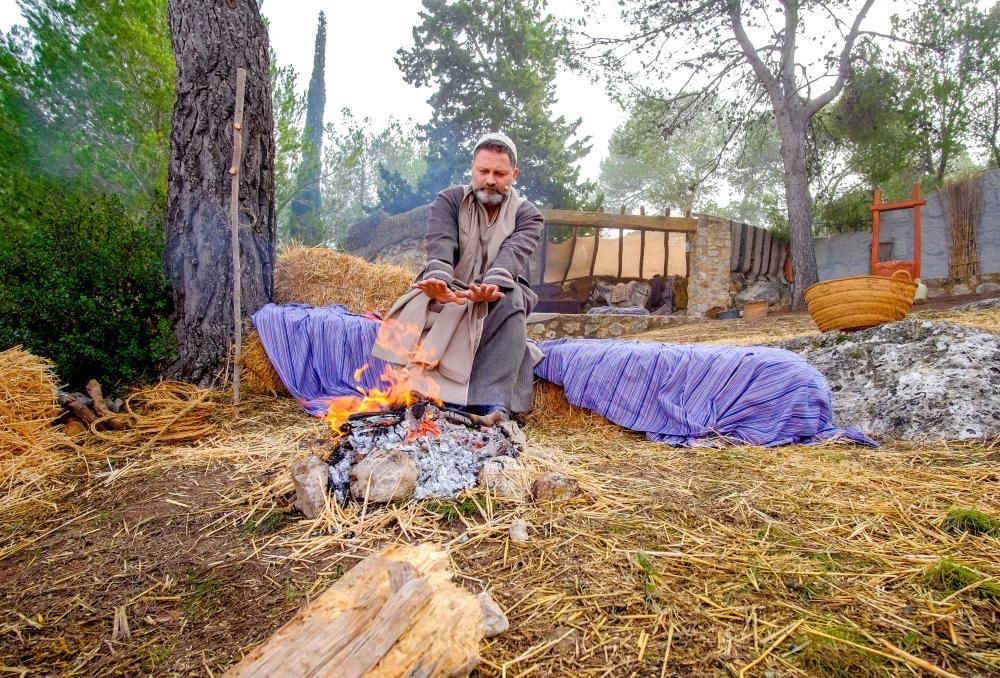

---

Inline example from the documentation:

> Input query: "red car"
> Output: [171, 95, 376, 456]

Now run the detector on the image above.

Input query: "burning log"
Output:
[224, 544, 483, 678]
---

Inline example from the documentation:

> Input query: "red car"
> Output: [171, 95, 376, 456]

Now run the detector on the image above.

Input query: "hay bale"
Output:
[1, 346, 75, 519]
[275, 244, 414, 313]
[242, 331, 287, 395]
[0, 346, 63, 455]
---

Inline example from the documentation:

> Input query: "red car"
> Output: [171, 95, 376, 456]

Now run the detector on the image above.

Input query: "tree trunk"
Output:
[165, 0, 276, 387]
[776, 109, 819, 309]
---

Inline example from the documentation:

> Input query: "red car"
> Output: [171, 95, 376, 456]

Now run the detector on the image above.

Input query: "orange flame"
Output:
[322, 322, 442, 435]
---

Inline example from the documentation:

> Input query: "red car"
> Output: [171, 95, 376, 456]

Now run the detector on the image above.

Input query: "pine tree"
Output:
[393, 0, 591, 209]
[289, 11, 327, 243]
[165, 0, 276, 385]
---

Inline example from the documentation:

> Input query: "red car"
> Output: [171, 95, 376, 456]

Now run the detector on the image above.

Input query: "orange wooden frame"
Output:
[870, 185, 925, 279]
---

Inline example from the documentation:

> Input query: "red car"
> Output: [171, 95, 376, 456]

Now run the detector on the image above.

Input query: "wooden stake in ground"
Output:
[224, 544, 483, 678]
[230, 67, 247, 411]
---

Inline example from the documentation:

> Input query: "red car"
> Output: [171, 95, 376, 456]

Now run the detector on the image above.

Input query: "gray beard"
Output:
[474, 188, 506, 206]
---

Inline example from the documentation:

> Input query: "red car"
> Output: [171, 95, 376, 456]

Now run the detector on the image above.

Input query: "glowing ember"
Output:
[405, 417, 441, 442]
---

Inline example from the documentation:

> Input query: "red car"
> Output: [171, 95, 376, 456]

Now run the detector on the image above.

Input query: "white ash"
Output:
[327, 403, 520, 503]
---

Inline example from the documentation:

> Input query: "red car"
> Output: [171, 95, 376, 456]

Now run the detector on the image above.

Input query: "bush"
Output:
[0, 176, 174, 391]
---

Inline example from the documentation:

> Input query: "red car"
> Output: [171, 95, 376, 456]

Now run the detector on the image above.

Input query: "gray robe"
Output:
[381, 185, 544, 411]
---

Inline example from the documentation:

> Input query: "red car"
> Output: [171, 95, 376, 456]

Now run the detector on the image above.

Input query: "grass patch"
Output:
[941, 508, 1000, 538]
[808, 552, 839, 570]
[924, 558, 1000, 600]
[793, 624, 885, 677]
[242, 510, 287, 535]
[182, 576, 231, 621]
[424, 496, 491, 519]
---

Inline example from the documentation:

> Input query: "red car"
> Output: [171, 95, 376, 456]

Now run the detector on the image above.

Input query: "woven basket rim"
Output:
[805, 273, 917, 293]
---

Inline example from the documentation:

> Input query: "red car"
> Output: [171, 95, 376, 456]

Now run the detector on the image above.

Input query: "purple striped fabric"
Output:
[252, 304, 874, 447]
[534, 338, 874, 447]
[252, 304, 390, 415]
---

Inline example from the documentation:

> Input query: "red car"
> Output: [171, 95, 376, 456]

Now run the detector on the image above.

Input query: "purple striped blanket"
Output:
[252, 303, 874, 447]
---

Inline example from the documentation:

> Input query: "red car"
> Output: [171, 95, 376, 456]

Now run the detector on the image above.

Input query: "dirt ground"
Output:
[2, 301, 999, 677]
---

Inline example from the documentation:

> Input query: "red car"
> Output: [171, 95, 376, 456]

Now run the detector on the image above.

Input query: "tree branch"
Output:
[805, 0, 876, 118]
[727, 1, 781, 101]
[779, 0, 798, 95]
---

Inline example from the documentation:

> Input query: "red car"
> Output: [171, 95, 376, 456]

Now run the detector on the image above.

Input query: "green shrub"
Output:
[0, 176, 174, 391]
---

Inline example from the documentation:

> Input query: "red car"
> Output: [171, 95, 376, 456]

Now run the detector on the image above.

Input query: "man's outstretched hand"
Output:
[411, 280, 506, 304]
[411, 278, 467, 305]
[458, 282, 505, 303]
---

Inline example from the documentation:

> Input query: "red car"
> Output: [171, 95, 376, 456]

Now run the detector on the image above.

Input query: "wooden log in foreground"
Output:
[225, 544, 483, 678]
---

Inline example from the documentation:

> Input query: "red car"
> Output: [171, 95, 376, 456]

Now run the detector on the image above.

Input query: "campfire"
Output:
[319, 360, 524, 505]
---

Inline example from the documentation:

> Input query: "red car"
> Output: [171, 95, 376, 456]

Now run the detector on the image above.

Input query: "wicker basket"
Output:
[804, 270, 916, 332]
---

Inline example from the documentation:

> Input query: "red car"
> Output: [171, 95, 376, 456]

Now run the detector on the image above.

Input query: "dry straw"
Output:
[274, 242, 414, 313]
[244, 244, 418, 393]
[0, 346, 76, 518]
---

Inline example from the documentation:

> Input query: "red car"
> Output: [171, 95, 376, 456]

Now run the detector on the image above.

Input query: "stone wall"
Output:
[814, 169, 1000, 281]
[687, 216, 733, 317]
[527, 313, 702, 340]
[923, 272, 1000, 298]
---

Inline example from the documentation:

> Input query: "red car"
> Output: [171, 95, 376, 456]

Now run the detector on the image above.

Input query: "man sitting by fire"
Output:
[371, 132, 544, 424]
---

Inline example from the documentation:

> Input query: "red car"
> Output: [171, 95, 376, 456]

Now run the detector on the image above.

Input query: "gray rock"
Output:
[975, 282, 1000, 295]
[531, 472, 580, 502]
[735, 280, 788, 306]
[477, 456, 530, 502]
[478, 591, 509, 638]
[779, 319, 1000, 440]
[291, 456, 330, 518]
[498, 420, 527, 452]
[509, 519, 530, 542]
[955, 296, 1000, 311]
[349, 448, 419, 502]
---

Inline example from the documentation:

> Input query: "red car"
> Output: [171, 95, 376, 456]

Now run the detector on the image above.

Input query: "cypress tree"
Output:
[289, 11, 327, 243]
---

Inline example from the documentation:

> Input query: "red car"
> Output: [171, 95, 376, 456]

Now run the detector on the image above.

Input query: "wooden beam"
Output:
[541, 208, 697, 231]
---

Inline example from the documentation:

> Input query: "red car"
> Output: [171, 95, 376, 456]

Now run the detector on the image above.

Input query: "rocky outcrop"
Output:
[343, 204, 430, 269]
[779, 319, 1000, 440]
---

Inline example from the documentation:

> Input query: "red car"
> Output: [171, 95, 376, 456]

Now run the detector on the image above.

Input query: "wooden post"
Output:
[588, 229, 600, 277]
[639, 228, 646, 278]
[617, 227, 624, 278]
[230, 68, 247, 411]
[560, 226, 578, 283]
[870, 188, 882, 274]
[912, 184, 922, 279]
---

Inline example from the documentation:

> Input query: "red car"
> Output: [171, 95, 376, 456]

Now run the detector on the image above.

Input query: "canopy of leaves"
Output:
[599, 97, 729, 215]
[394, 0, 592, 208]
[0, 0, 174, 208]
[319, 112, 427, 246]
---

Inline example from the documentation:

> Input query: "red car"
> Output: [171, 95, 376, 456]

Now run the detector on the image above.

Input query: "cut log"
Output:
[85, 380, 130, 430]
[63, 418, 88, 437]
[85, 379, 114, 417]
[56, 391, 98, 426]
[225, 544, 482, 678]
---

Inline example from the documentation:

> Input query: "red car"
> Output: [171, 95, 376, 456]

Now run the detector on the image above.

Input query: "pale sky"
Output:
[260, 0, 622, 180]
[1, 0, 968, 186]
